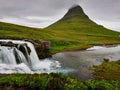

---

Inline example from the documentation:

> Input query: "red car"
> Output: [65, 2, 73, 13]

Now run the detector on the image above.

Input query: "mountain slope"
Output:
[0, 22, 52, 40]
[46, 5, 119, 36]
[0, 22, 39, 39]
[0, 5, 120, 53]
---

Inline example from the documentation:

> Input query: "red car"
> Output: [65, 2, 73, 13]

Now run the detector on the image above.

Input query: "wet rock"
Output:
[0, 41, 16, 47]
[43, 41, 51, 58]
[17, 44, 31, 60]
[13, 48, 21, 64]
[43, 41, 51, 50]
[25, 39, 51, 59]
[103, 58, 110, 62]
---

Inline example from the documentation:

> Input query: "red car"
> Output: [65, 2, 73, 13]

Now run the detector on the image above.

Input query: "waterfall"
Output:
[0, 46, 16, 65]
[0, 40, 61, 74]
[13, 47, 28, 65]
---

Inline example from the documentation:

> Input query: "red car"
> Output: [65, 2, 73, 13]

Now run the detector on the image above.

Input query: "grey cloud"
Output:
[81, 0, 120, 21]
[0, 0, 80, 17]
[80, 0, 120, 31]
[0, 0, 120, 31]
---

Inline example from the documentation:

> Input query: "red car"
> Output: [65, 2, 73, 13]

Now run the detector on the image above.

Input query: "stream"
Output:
[52, 45, 120, 80]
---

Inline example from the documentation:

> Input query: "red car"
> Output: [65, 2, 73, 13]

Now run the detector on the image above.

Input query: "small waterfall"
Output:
[13, 47, 28, 66]
[23, 45, 31, 66]
[0, 40, 61, 74]
[0, 46, 16, 65]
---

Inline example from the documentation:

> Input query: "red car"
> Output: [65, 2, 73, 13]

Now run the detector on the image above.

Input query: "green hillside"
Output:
[0, 5, 120, 53]
[0, 22, 42, 39]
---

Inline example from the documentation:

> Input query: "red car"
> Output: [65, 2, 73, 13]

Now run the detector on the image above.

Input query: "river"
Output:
[52, 45, 120, 80]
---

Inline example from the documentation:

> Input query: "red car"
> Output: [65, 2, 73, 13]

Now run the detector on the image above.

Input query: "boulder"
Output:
[103, 58, 110, 62]
[0, 41, 16, 47]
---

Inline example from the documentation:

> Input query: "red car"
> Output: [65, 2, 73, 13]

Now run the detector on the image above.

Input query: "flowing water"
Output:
[0, 40, 61, 74]
[52, 45, 120, 80]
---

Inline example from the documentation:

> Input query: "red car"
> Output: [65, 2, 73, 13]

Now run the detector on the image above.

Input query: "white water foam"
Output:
[87, 46, 106, 51]
[0, 39, 61, 74]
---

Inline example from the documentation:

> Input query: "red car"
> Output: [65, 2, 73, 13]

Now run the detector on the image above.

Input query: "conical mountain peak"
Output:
[69, 5, 85, 14]
[47, 5, 90, 29]
[63, 5, 89, 20]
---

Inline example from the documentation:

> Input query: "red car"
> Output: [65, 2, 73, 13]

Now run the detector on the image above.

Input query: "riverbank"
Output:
[50, 42, 120, 54]
[91, 60, 120, 80]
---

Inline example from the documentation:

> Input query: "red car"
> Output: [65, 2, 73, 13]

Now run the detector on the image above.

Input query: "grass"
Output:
[91, 60, 120, 80]
[0, 73, 119, 90]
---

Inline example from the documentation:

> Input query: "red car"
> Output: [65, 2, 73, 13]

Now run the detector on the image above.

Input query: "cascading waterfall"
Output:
[0, 40, 61, 74]
[13, 47, 29, 65]
[0, 46, 16, 65]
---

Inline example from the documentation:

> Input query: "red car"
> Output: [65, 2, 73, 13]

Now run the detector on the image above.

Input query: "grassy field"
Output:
[0, 5, 120, 54]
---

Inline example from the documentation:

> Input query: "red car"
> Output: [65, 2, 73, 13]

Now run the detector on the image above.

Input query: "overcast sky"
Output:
[0, 0, 120, 32]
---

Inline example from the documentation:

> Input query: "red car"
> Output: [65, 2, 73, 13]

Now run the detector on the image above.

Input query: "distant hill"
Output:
[0, 5, 120, 53]
[0, 21, 41, 39]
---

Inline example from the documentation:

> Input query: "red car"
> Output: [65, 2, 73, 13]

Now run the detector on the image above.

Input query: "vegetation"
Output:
[91, 60, 120, 80]
[0, 6, 120, 53]
[0, 73, 119, 90]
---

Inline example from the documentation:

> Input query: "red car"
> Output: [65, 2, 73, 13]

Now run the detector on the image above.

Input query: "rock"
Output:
[17, 44, 31, 60]
[13, 48, 21, 64]
[0, 41, 16, 47]
[25, 39, 51, 59]
[43, 41, 51, 50]
[43, 41, 51, 57]
[103, 58, 110, 62]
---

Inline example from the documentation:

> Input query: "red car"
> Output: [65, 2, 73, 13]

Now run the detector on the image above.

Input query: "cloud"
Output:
[0, 0, 80, 28]
[80, 0, 120, 31]
[0, 0, 120, 32]
[0, 0, 80, 17]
